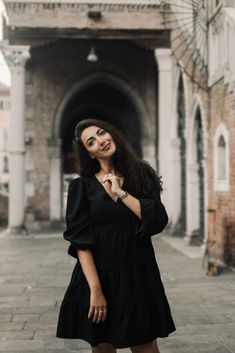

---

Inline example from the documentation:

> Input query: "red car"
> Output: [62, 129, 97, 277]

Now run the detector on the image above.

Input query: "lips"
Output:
[102, 142, 111, 151]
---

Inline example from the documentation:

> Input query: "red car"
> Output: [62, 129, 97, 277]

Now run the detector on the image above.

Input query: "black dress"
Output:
[56, 175, 176, 348]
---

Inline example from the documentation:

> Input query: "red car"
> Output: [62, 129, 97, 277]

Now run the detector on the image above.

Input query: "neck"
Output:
[98, 159, 115, 175]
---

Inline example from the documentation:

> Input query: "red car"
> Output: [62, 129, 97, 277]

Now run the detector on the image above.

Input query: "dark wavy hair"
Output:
[73, 118, 163, 196]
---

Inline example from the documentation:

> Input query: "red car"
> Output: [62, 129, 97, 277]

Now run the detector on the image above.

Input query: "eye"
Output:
[99, 129, 106, 135]
[88, 140, 94, 147]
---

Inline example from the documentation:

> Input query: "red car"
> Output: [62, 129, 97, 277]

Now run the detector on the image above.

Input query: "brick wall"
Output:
[208, 79, 235, 266]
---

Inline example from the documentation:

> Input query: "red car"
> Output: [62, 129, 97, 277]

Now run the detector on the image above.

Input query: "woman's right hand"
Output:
[88, 287, 107, 324]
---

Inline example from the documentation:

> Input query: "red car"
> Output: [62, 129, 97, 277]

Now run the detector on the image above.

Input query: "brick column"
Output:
[1, 43, 30, 233]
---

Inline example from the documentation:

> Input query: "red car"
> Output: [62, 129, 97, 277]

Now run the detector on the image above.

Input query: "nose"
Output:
[97, 136, 106, 145]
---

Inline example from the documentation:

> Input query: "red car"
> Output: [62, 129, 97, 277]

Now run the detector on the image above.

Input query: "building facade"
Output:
[0, 0, 235, 269]
[207, 2, 235, 268]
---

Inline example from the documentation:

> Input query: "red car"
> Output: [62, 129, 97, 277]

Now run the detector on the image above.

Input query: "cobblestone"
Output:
[0, 231, 234, 353]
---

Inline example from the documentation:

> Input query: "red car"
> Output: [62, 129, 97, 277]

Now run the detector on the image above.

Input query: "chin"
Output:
[109, 149, 116, 157]
[110, 143, 116, 155]
[100, 142, 116, 157]
[105, 148, 115, 157]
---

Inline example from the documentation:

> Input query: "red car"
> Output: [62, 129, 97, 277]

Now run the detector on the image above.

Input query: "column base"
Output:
[170, 219, 186, 238]
[25, 220, 64, 234]
[184, 230, 204, 246]
[6, 225, 29, 236]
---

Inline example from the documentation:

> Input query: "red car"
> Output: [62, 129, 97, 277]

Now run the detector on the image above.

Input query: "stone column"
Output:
[142, 139, 157, 170]
[48, 138, 62, 222]
[154, 49, 175, 222]
[185, 162, 200, 244]
[1, 43, 30, 233]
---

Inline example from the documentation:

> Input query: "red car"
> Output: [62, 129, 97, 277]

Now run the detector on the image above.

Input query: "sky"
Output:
[0, 0, 11, 87]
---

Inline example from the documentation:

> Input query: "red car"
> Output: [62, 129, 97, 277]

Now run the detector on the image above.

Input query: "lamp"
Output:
[87, 46, 98, 62]
[87, 10, 102, 20]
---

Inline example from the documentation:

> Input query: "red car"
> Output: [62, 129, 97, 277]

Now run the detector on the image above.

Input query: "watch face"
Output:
[120, 191, 128, 200]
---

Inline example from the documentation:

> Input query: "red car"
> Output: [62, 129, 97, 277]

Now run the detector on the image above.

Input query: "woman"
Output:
[56, 119, 176, 353]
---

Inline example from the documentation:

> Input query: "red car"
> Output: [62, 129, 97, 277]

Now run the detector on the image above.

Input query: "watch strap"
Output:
[119, 191, 129, 200]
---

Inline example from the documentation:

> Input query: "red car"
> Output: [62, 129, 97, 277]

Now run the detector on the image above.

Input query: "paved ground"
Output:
[0, 230, 234, 353]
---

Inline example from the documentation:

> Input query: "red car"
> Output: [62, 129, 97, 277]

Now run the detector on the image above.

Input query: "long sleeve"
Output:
[134, 176, 169, 240]
[63, 177, 96, 258]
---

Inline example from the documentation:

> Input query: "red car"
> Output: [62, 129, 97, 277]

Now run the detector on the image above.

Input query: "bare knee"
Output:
[91, 342, 117, 353]
[130, 340, 160, 353]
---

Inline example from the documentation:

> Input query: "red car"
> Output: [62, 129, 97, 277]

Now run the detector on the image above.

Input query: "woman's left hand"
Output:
[101, 173, 123, 196]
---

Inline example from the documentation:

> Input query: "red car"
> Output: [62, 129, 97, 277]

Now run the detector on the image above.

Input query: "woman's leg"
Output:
[91, 342, 117, 353]
[130, 339, 160, 353]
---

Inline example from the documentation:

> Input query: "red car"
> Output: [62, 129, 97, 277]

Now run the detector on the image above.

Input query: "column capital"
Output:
[154, 48, 172, 72]
[0, 41, 30, 72]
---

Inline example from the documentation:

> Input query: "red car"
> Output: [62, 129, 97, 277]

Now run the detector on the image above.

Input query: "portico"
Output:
[1, 0, 176, 231]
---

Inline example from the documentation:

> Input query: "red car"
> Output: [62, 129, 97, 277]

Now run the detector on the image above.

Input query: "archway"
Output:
[53, 73, 150, 140]
[61, 82, 142, 175]
[173, 72, 187, 236]
[186, 102, 206, 245]
[49, 73, 152, 221]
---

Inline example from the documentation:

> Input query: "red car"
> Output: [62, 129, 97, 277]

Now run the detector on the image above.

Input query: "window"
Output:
[217, 136, 226, 180]
[3, 156, 9, 173]
[214, 124, 229, 191]
[3, 129, 8, 150]
[0, 100, 10, 110]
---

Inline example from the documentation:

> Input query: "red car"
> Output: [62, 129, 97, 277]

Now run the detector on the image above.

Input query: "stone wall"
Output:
[4, 1, 164, 33]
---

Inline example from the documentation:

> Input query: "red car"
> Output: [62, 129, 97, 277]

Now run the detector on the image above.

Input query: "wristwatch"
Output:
[119, 191, 129, 200]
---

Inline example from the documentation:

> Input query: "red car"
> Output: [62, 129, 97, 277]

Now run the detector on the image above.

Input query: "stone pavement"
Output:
[0, 230, 234, 353]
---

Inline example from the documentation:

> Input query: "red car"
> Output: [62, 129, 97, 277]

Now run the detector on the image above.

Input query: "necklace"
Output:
[96, 168, 121, 179]
[96, 173, 123, 182]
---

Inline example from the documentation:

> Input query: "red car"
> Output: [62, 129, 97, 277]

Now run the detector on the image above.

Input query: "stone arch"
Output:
[172, 63, 189, 139]
[52, 72, 151, 141]
[171, 67, 188, 235]
[186, 94, 208, 246]
[175, 69, 188, 235]
[48, 72, 153, 221]
[188, 94, 208, 160]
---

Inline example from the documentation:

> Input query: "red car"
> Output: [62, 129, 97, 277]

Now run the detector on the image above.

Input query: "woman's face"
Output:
[80, 125, 116, 160]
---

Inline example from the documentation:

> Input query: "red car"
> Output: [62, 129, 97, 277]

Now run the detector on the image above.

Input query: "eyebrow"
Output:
[86, 128, 103, 144]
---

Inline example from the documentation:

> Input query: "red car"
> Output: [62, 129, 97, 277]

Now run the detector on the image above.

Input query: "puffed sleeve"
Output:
[134, 176, 169, 240]
[63, 177, 96, 259]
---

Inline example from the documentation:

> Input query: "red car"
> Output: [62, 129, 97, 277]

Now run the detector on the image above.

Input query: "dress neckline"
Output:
[93, 174, 125, 203]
